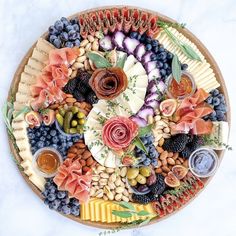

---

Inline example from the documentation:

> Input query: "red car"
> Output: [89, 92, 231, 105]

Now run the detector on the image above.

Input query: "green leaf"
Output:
[138, 217, 153, 227]
[116, 54, 127, 68]
[138, 124, 153, 137]
[137, 210, 152, 216]
[14, 106, 31, 118]
[117, 201, 135, 211]
[133, 137, 148, 154]
[180, 43, 201, 61]
[87, 52, 112, 68]
[112, 210, 133, 218]
[171, 54, 181, 83]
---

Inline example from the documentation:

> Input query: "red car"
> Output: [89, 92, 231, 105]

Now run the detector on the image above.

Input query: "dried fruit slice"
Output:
[172, 165, 188, 180]
[164, 172, 180, 187]
[160, 99, 178, 117]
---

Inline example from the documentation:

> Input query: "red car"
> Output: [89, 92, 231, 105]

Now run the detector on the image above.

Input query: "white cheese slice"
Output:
[123, 55, 137, 72]
[125, 62, 146, 77]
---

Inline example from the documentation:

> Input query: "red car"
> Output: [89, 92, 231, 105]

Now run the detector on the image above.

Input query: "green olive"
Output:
[136, 174, 146, 185]
[69, 128, 77, 134]
[56, 113, 64, 127]
[128, 179, 137, 187]
[71, 120, 78, 127]
[71, 106, 79, 114]
[63, 111, 73, 133]
[78, 119, 85, 125]
[58, 107, 66, 117]
[126, 168, 139, 179]
[139, 166, 152, 177]
[77, 111, 85, 119]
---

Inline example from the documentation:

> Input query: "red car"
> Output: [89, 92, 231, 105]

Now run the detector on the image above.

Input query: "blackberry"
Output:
[132, 193, 150, 204]
[86, 91, 98, 104]
[77, 70, 91, 85]
[181, 147, 192, 159]
[73, 90, 85, 102]
[162, 134, 189, 152]
[149, 174, 166, 195]
[63, 78, 77, 94]
[189, 135, 203, 150]
[76, 80, 89, 94]
[147, 193, 159, 202]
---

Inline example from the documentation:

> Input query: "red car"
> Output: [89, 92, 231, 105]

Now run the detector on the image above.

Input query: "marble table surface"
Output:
[0, 0, 236, 236]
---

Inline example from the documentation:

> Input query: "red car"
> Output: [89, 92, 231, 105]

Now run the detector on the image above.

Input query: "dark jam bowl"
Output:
[189, 148, 219, 178]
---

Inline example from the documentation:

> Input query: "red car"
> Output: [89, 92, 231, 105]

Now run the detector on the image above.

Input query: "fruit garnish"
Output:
[164, 172, 180, 187]
[41, 109, 55, 125]
[172, 165, 188, 180]
[159, 99, 177, 117]
[89, 67, 128, 100]
[25, 111, 42, 127]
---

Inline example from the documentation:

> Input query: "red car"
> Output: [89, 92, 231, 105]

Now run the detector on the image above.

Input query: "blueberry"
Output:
[71, 198, 80, 207]
[167, 52, 173, 60]
[211, 89, 220, 96]
[142, 139, 148, 145]
[206, 96, 213, 104]
[31, 139, 36, 145]
[66, 25, 74, 32]
[181, 63, 188, 71]
[37, 141, 44, 148]
[48, 202, 54, 209]
[49, 185, 56, 194]
[65, 41, 74, 48]
[70, 18, 78, 24]
[146, 44, 152, 51]
[74, 39, 81, 46]
[67, 141, 73, 147]
[151, 40, 159, 47]
[54, 20, 64, 31]
[160, 52, 167, 60]
[151, 54, 157, 61]
[212, 97, 220, 106]
[44, 199, 50, 205]
[215, 103, 227, 112]
[50, 130, 57, 137]
[45, 140, 51, 146]
[60, 32, 68, 42]
[40, 136, 46, 142]
[143, 158, 151, 166]
[53, 38, 62, 48]
[47, 193, 56, 202]
[52, 199, 61, 210]
[62, 198, 70, 205]
[140, 34, 147, 43]
[61, 17, 69, 27]
[49, 35, 58, 43]
[160, 69, 166, 76]
[163, 63, 169, 70]
[151, 159, 158, 167]
[35, 132, 41, 138]
[68, 29, 76, 36]
[146, 37, 152, 44]
[149, 146, 156, 154]
[158, 46, 165, 52]
[153, 46, 159, 53]
[48, 26, 58, 35]
[156, 61, 163, 68]
[71, 206, 80, 216]
[216, 110, 225, 121]
[41, 130, 47, 136]
[217, 94, 225, 101]
[57, 191, 67, 199]
[42, 190, 49, 197]
[51, 144, 58, 149]
[52, 136, 59, 144]
[130, 31, 138, 39]
[61, 205, 71, 215]
[28, 132, 35, 140]
[166, 68, 172, 75]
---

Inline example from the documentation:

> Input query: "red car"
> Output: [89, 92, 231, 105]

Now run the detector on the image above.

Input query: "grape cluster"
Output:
[27, 123, 81, 159]
[42, 179, 80, 216]
[135, 134, 159, 167]
[204, 89, 227, 121]
[129, 31, 188, 81]
[48, 17, 81, 48]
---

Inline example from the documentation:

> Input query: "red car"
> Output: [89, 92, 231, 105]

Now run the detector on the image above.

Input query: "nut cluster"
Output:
[155, 146, 189, 177]
[149, 109, 175, 147]
[69, 32, 101, 78]
[90, 165, 133, 202]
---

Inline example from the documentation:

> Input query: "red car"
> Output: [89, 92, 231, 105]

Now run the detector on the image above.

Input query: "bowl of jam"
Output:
[32, 147, 63, 178]
[188, 148, 219, 178]
[166, 71, 196, 99]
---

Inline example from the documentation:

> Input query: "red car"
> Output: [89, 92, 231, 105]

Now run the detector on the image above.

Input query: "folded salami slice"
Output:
[105, 9, 116, 33]
[130, 9, 140, 32]
[112, 8, 123, 31]
[78, 16, 89, 39]
[138, 12, 150, 35]
[122, 8, 132, 33]
[146, 14, 159, 37]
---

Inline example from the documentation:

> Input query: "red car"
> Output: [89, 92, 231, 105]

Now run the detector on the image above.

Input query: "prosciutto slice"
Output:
[53, 159, 92, 203]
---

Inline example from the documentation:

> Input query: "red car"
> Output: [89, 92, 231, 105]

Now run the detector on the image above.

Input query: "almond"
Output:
[162, 166, 171, 173]
[160, 151, 168, 160]
[155, 168, 162, 174]
[83, 150, 91, 159]
[167, 157, 175, 165]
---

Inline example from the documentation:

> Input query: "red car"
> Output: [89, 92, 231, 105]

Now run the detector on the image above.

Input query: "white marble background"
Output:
[0, 0, 236, 236]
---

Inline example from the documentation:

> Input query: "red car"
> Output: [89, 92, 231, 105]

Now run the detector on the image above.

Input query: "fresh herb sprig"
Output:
[87, 52, 112, 68]
[171, 54, 182, 83]
[203, 135, 232, 151]
[157, 20, 202, 62]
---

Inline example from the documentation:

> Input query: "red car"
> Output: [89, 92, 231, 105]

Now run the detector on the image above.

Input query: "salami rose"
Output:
[89, 67, 128, 100]
[102, 116, 138, 151]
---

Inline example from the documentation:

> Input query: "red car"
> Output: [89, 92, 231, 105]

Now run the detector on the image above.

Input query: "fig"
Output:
[25, 111, 42, 127]
[160, 99, 177, 117]
[136, 174, 147, 185]
[139, 166, 152, 177]
[42, 109, 55, 125]
[147, 169, 157, 186]
[164, 172, 180, 187]
[127, 168, 139, 179]
[172, 165, 188, 180]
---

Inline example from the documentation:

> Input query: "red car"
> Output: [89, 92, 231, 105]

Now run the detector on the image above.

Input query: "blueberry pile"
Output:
[42, 179, 80, 216]
[204, 89, 227, 121]
[27, 123, 81, 158]
[63, 70, 98, 104]
[129, 31, 188, 80]
[48, 17, 81, 48]
[135, 134, 159, 167]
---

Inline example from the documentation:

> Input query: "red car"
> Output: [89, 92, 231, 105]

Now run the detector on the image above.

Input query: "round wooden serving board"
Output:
[7, 6, 231, 229]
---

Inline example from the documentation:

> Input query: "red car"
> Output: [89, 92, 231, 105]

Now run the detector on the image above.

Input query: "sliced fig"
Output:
[172, 165, 188, 180]
[25, 111, 42, 127]
[164, 172, 180, 187]
[159, 99, 177, 117]
[42, 109, 55, 126]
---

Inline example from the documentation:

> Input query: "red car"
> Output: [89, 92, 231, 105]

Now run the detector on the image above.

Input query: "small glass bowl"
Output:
[32, 147, 63, 178]
[166, 71, 197, 100]
[188, 148, 219, 178]
[55, 120, 81, 138]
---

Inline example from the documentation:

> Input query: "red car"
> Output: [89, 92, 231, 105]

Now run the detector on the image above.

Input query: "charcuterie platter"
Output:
[4, 6, 230, 230]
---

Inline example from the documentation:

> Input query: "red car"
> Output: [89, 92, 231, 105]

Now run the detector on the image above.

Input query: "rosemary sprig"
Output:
[203, 135, 232, 151]
[157, 20, 202, 61]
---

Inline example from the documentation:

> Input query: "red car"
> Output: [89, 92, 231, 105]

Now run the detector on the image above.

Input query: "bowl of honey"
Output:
[166, 71, 196, 99]
[32, 147, 63, 178]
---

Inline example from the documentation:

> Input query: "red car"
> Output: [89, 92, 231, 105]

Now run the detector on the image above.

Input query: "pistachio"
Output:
[115, 193, 122, 201]
[78, 47, 85, 56]
[107, 191, 114, 200]
[80, 39, 89, 47]
[92, 175, 100, 182]
[120, 167, 127, 177]
[95, 189, 103, 198]
[109, 173, 117, 182]
[77, 55, 87, 63]
[116, 186, 125, 194]
[122, 196, 129, 202]
[106, 167, 115, 174]
[88, 35, 95, 42]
